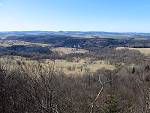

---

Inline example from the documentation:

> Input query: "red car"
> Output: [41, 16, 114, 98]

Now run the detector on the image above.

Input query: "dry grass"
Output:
[45, 58, 115, 75]
[51, 47, 89, 55]
[116, 47, 150, 56]
[0, 56, 115, 75]
[0, 40, 50, 47]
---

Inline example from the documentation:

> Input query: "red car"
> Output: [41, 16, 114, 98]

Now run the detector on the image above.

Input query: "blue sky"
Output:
[0, 0, 150, 32]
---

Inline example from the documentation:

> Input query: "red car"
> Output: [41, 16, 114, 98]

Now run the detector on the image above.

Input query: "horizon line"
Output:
[0, 30, 150, 34]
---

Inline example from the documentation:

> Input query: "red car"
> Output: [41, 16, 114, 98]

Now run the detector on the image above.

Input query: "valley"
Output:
[0, 31, 150, 113]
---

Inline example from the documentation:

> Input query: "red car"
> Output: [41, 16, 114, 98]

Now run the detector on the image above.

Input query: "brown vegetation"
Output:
[0, 51, 150, 113]
[0, 46, 150, 113]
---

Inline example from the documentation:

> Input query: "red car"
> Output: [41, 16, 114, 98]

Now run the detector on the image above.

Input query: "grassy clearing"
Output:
[51, 47, 89, 55]
[46, 59, 115, 75]
[0, 56, 115, 75]
[116, 47, 150, 56]
[0, 40, 50, 47]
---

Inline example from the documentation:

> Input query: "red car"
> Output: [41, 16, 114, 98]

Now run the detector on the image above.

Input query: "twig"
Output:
[90, 75, 112, 113]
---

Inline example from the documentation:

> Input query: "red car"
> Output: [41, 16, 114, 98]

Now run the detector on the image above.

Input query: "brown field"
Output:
[0, 40, 50, 47]
[116, 47, 150, 56]
[51, 47, 89, 55]
[0, 56, 115, 75]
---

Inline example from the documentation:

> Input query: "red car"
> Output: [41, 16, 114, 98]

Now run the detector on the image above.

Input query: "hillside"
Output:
[0, 32, 150, 113]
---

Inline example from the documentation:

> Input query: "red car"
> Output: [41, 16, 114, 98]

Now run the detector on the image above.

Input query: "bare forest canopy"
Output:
[0, 31, 150, 113]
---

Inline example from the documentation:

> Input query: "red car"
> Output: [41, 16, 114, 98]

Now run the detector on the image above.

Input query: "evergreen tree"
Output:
[103, 95, 119, 113]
